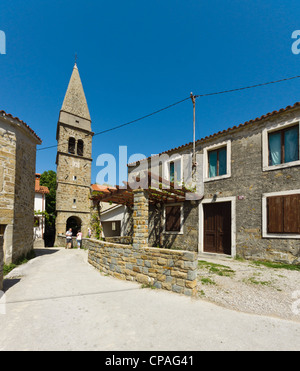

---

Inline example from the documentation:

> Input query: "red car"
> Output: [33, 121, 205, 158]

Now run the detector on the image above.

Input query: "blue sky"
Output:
[1, 0, 300, 185]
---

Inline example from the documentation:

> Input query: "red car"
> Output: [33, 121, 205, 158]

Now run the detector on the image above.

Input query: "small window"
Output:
[73, 176, 77, 181]
[112, 222, 116, 231]
[68, 137, 76, 154]
[268, 125, 299, 166]
[267, 194, 300, 234]
[0, 225, 6, 235]
[208, 147, 227, 178]
[165, 205, 182, 233]
[169, 160, 181, 183]
[73, 199, 76, 204]
[77, 140, 84, 156]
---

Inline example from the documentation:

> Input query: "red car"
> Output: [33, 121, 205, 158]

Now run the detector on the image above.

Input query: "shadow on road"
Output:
[3, 278, 21, 292]
[34, 248, 60, 257]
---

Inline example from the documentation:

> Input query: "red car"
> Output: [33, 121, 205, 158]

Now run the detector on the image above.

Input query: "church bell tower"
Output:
[55, 63, 93, 240]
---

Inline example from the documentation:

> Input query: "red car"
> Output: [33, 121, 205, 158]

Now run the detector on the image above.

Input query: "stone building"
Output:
[55, 63, 93, 240]
[96, 101, 300, 265]
[34, 173, 49, 244]
[0, 110, 42, 273]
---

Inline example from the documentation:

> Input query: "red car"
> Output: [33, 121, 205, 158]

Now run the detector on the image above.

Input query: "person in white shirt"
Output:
[66, 228, 73, 249]
[76, 230, 82, 249]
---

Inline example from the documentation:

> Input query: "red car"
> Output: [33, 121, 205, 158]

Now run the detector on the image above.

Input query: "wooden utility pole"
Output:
[190, 92, 196, 167]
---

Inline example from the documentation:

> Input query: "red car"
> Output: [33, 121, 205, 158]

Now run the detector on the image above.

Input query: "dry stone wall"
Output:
[86, 238, 198, 296]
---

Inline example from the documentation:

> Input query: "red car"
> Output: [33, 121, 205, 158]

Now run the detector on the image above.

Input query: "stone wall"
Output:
[0, 117, 39, 263]
[55, 118, 93, 240]
[86, 238, 198, 296]
[148, 201, 198, 252]
[105, 236, 132, 245]
[13, 137, 36, 262]
[0, 235, 3, 291]
[132, 189, 149, 249]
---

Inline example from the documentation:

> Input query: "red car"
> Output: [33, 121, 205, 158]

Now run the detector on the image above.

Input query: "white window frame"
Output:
[163, 154, 183, 185]
[203, 140, 231, 182]
[163, 203, 184, 235]
[262, 121, 300, 172]
[262, 189, 300, 239]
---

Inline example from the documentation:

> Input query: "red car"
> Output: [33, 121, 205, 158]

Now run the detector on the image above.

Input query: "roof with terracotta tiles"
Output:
[91, 184, 117, 194]
[128, 101, 300, 165]
[0, 110, 42, 143]
[35, 174, 49, 194]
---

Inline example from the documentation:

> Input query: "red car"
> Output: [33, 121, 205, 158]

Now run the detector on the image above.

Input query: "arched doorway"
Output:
[66, 216, 82, 236]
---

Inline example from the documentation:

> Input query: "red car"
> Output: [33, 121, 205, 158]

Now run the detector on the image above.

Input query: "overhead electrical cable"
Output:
[37, 74, 300, 152]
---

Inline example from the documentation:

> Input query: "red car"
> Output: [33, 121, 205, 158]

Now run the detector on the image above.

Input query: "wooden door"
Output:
[204, 202, 231, 255]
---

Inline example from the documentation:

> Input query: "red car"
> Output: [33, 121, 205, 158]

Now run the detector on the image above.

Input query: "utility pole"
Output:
[190, 92, 196, 168]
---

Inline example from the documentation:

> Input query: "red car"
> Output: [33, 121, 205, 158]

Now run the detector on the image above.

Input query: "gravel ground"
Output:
[197, 255, 300, 323]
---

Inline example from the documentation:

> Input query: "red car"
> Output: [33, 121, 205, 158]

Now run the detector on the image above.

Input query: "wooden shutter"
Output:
[267, 196, 283, 233]
[283, 194, 300, 234]
[165, 205, 181, 232]
[267, 194, 300, 234]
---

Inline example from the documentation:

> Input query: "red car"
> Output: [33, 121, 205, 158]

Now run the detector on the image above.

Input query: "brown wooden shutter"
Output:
[267, 196, 283, 233]
[283, 194, 300, 234]
[165, 205, 181, 232]
[267, 194, 300, 234]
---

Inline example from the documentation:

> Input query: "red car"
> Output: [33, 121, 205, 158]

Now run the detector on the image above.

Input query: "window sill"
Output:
[262, 233, 300, 239]
[164, 231, 184, 235]
[263, 160, 300, 172]
[204, 173, 231, 183]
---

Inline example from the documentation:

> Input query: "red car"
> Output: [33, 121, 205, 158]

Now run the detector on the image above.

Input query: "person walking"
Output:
[76, 230, 82, 249]
[66, 228, 73, 249]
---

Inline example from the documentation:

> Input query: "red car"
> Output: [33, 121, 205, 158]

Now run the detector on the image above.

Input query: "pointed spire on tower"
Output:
[61, 63, 91, 121]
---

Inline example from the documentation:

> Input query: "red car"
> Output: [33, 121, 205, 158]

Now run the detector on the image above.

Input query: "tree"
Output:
[40, 170, 56, 227]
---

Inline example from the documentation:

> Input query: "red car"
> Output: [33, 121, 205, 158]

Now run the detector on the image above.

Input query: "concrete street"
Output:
[0, 248, 299, 351]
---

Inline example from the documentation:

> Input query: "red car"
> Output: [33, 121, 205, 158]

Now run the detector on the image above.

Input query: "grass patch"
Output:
[252, 260, 300, 271]
[198, 260, 235, 277]
[244, 276, 272, 286]
[200, 277, 216, 285]
[3, 250, 36, 277]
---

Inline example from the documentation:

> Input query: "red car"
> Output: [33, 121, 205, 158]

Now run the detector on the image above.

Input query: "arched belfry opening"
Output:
[66, 216, 82, 236]
[68, 137, 76, 154]
[77, 139, 84, 156]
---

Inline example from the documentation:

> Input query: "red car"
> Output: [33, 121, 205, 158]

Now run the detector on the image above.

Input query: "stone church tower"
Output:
[55, 63, 93, 240]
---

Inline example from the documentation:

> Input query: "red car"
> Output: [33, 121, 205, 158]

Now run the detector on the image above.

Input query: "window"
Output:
[268, 125, 299, 166]
[208, 147, 227, 178]
[165, 205, 182, 233]
[169, 160, 181, 183]
[68, 137, 76, 154]
[0, 225, 6, 235]
[267, 194, 300, 234]
[203, 141, 231, 182]
[77, 139, 84, 156]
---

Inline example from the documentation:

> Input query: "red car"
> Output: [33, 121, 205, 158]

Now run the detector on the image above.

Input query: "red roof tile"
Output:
[0, 110, 42, 143]
[35, 174, 49, 194]
[91, 184, 117, 194]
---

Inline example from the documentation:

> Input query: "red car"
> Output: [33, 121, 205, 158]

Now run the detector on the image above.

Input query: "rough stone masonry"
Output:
[86, 238, 198, 297]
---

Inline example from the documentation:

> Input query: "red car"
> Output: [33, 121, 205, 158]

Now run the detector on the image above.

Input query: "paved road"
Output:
[0, 248, 299, 351]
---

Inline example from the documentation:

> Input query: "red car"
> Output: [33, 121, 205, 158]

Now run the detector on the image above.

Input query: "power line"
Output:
[37, 97, 190, 151]
[194, 75, 300, 98]
[37, 74, 300, 152]
[93, 96, 191, 137]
